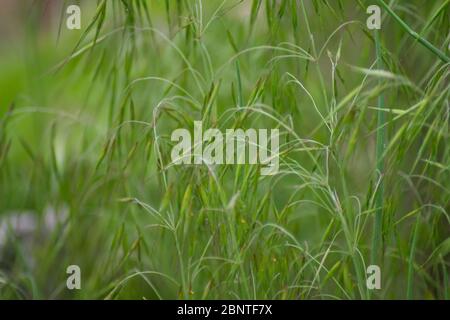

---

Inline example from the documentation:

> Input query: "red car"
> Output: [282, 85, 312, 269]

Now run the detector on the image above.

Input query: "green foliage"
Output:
[0, 0, 448, 299]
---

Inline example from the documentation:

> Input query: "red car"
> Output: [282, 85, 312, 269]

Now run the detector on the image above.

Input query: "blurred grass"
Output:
[0, 0, 449, 299]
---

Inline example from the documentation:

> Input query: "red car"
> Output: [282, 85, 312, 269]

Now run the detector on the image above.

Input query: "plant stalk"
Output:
[371, 29, 385, 266]
[376, 0, 450, 63]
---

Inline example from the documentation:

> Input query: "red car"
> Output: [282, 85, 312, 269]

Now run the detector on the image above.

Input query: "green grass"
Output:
[0, 0, 449, 300]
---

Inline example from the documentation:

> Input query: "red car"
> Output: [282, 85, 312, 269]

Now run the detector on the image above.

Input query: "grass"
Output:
[371, 24, 384, 268]
[0, 0, 449, 300]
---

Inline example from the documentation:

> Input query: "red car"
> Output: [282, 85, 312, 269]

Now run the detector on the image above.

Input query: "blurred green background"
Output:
[0, 0, 448, 299]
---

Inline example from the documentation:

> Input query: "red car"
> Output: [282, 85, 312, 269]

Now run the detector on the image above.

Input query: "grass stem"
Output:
[371, 29, 385, 266]
[376, 0, 450, 63]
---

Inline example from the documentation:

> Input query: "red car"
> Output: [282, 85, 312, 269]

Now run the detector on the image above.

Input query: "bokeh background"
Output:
[0, 0, 448, 299]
